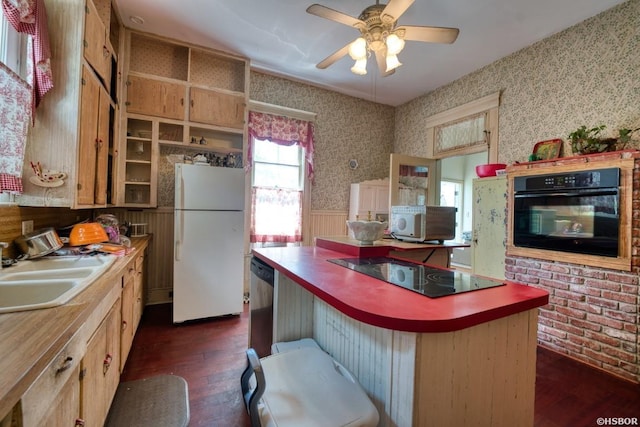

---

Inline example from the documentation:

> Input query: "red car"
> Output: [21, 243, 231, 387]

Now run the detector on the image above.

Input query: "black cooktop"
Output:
[327, 257, 505, 298]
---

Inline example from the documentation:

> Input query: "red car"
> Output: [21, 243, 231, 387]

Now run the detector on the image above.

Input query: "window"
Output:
[252, 138, 303, 190]
[250, 137, 305, 245]
[0, 11, 28, 78]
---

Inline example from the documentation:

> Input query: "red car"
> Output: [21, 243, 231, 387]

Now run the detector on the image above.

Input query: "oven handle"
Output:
[514, 188, 618, 198]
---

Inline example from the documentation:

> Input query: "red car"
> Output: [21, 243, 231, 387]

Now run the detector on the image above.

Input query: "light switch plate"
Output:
[21, 220, 34, 235]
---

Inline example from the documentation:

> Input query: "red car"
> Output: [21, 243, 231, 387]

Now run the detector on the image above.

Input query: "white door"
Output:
[472, 176, 507, 280]
[173, 210, 244, 322]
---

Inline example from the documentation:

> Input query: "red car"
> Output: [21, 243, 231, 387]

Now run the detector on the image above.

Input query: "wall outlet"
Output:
[21, 220, 34, 235]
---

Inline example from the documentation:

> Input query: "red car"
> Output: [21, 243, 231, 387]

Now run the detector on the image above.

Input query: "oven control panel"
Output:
[515, 167, 619, 191]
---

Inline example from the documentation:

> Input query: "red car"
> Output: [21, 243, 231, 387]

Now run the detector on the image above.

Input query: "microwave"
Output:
[390, 205, 457, 243]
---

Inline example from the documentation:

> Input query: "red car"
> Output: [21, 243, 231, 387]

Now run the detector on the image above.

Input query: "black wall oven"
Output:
[513, 168, 620, 257]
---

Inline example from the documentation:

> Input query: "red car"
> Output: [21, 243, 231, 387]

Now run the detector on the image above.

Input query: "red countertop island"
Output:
[252, 241, 548, 427]
[252, 245, 547, 333]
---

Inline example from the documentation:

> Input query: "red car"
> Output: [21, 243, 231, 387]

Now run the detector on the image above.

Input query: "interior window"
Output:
[0, 11, 28, 78]
[250, 137, 305, 247]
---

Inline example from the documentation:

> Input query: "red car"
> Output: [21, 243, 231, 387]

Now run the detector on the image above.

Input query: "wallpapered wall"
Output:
[395, 0, 640, 165]
[249, 72, 395, 211]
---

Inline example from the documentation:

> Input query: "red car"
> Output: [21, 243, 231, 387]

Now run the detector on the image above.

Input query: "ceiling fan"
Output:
[306, 0, 459, 76]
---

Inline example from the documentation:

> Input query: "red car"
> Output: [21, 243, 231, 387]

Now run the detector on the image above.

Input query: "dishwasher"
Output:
[249, 256, 274, 358]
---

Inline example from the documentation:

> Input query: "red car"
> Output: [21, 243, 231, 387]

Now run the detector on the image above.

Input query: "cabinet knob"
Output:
[122, 320, 128, 331]
[76, 418, 86, 427]
[103, 353, 113, 374]
[102, 45, 110, 58]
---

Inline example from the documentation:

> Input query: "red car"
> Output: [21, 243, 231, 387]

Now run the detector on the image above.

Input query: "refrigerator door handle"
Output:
[175, 209, 183, 261]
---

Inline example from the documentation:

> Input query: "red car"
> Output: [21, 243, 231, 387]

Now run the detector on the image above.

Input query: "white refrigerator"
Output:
[173, 163, 245, 323]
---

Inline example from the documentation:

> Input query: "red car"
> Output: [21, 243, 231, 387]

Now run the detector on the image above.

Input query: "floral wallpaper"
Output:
[250, 72, 394, 211]
[396, 0, 640, 165]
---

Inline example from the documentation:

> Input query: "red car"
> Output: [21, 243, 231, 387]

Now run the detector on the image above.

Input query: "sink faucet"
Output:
[0, 242, 7, 270]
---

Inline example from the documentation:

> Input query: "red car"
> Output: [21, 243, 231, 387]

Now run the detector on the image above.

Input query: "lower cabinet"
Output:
[20, 329, 85, 427]
[10, 245, 148, 426]
[120, 269, 135, 372]
[120, 251, 145, 371]
[80, 298, 121, 427]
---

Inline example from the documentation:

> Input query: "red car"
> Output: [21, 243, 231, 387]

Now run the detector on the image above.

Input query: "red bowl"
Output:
[476, 163, 507, 177]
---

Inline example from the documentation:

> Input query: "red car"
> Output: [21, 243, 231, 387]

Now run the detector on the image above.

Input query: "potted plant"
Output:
[568, 125, 639, 155]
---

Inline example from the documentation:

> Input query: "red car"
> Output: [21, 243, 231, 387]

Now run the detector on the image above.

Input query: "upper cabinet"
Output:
[116, 31, 249, 207]
[83, 0, 111, 86]
[20, 0, 120, 208]
[126, 75, 186, 120]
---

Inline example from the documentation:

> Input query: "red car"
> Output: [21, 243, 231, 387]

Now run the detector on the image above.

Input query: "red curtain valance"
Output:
[248, 111, 315, 182]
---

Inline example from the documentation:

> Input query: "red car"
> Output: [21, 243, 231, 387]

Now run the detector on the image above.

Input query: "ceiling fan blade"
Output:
[316, 42, 351, 69]
[306, 4, 365, 29]
[375, 48, 396, 77]
[381, 0, 415, 23]
[397, 25, 460, 44]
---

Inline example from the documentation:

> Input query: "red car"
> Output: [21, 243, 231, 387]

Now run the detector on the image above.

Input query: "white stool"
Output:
[241, 342, 379, 427]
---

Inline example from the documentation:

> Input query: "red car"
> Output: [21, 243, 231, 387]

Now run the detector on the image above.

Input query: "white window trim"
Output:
[425, 91, 500, 161]
[0, 12, 28, 79]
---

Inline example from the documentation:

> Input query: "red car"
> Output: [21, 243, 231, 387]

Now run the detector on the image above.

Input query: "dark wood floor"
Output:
[121, 304, 640, 427]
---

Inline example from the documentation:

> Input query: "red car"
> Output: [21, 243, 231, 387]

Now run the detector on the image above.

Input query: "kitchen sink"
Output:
[0, 255, 117, 314]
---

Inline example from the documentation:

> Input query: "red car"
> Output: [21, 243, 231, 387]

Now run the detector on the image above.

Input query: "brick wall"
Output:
[505, 154, 640, 383]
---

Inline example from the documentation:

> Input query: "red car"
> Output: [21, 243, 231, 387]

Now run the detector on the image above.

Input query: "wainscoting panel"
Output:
[307, 210, 347, 245]
[103, 208, 175, 305]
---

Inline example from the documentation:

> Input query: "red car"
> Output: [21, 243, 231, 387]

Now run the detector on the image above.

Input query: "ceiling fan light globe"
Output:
[385, 54, 402, 72]
[348, 37, 368, 60]
[386, 33, 405, 55]
[351, 58, 368, 75]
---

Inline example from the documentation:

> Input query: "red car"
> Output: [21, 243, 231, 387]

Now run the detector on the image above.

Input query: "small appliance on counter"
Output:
[390, 205, 456, 243]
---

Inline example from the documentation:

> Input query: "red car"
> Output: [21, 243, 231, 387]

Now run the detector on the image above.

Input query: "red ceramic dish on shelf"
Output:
[475, 163, 507, 177]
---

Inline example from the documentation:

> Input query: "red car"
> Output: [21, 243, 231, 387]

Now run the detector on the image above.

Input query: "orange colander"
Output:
[69, 222, 109, 246]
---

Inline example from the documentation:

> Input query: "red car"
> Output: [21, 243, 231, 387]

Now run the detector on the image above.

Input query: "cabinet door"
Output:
[132, 253, 145, 331]
[78, 66, 110, 206]
[83, 0, 110, 83]
[126, 75, 186, 120]
[374, 186, 390, 213]
[472, 176, 507, 279]
[77, 65, 100, 206]
[359, 185, 377, 213]
[94, 86, 111, 205]
[189, 87, 245, 128]
[81, 299, 121, 427]
[120, 269, 135, 371]
[39, 367, 81, 427]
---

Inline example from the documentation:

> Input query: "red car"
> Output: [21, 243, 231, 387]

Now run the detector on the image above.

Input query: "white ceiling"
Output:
[113, 0, 626, 107]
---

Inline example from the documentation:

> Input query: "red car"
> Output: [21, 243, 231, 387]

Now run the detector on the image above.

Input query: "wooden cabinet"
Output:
[349, 179, 390, 222]
[132, 252, 145, 331]
[83, 0, 111, 85]
[20, 0, 120, 208]
[118, 117, 157, 206]
[121, 252, 145, 370]
[116, 30, 249, 207]
[20, 329, 85, 426]
[120, 269, 135, 371]
[77, 65, 112, 206]
[0, 240, 149, 426]
[126, 75, 186, 120]
[189, 87, 245, 128]
[81, 298, 121, 427]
